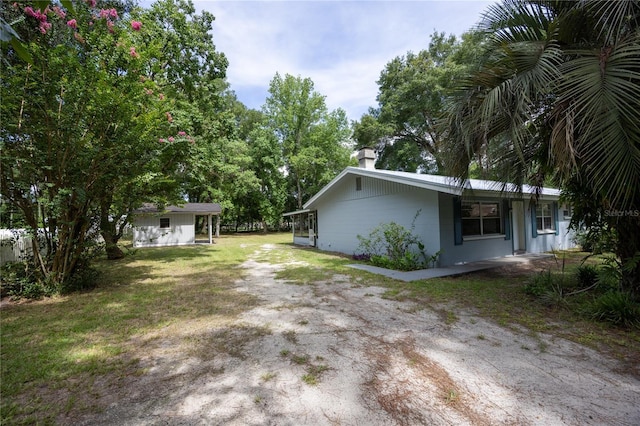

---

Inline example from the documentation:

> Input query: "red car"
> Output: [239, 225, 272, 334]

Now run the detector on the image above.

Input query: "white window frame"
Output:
[536, 203, 555, 233]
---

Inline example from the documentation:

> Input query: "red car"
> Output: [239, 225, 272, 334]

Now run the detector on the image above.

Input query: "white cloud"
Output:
[195, 0, 494, 120]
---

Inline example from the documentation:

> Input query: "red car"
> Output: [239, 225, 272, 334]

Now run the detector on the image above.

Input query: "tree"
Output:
[1, 1, 188, 287]
[442, 0, 640, 296]
[353, 31, 485, 173]
[263, 73, 353, 210]
[134, 0, 263, 231]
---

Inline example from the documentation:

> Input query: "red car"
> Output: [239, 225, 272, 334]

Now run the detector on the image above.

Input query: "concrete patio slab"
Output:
[347, 253, 554, 282]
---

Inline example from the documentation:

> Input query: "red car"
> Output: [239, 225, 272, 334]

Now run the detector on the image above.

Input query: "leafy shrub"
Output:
[60, 262, 100, 294]
[585, 291, 640, 328]
[575, 264, 599, 289]
[1, 252, 100, 298]
[525, 270, 554, 297]
[0, 260, 50, 299]
[356, 211, 437, 271]
[352, 253, 371, 261]
[571, 226, 617, 253]
[524, 269, 566, 307]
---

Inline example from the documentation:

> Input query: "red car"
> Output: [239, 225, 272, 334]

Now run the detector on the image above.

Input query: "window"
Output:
[355, 177, 362, 191]
[562, 204, 573, 220]
[160, 217, 170, 229]
[293, 213, 310, 237]
[461, 201, 502, 236]
[536, 203, 555, 232]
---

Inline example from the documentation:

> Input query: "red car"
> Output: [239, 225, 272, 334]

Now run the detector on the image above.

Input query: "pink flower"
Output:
[85, 0, 97, 7]
[99, 9, 109, 19]
[53, 6, 66, 18]
[158, 93, 165, 100]
[109, 8, 119, 19]
[165, 112, 173, 123]
[129, 46, 139, 58]
[144, 88, 153, 95]
[130, 20, 142, 31]
[159, 138, 166, 143]
[24, 6, 36, 17]
[67, 19, 77, 29]
[39, 21, 52, 34]
[106, 20, 114, 33]
[35, 10, 48, 22]
[168, 137, 175, 143]
[178, 131, 186, 136]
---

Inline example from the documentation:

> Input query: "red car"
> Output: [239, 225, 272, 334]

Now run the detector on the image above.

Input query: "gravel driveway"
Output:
[80, 244, 640, 425]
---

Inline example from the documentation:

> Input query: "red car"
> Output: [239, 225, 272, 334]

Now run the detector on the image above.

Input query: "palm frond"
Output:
[581, 0, 640, 45]
[558, 38, 640, 208]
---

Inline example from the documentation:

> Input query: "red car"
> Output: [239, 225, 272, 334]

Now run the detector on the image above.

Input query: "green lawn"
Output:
[1, 233, 638, 424]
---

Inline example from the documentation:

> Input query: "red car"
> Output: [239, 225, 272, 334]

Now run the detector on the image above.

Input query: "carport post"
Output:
[208, 214, 213, 244]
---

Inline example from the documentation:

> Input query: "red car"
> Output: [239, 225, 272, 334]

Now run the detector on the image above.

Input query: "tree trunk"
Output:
[615, 215, 640, 300]
[99, 197, 125, 260]
[101, 230, 125, 260]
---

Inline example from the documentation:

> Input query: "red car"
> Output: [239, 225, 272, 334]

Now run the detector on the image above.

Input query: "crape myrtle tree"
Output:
[100, 0, 234, 252]
[263, 73, 353, 211]
[0, 0, 190, 289]
[353, 31, 485, 173]
[136, 0, 261, 228]
[442, 0, 640, 297]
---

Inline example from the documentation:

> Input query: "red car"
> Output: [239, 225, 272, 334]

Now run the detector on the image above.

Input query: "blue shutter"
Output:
[453, 197, 463, 246]
[531, 203, 538, 238]
[503, 199, 511, 240]
[553, 202, 559, 235]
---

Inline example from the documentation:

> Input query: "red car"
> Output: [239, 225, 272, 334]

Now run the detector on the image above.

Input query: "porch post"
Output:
[208, 214, 213, 244]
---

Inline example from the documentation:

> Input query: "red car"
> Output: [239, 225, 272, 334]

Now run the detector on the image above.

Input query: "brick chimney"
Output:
[357, 147, 376, 169]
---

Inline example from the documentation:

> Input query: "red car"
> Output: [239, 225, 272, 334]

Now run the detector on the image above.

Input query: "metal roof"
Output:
[134, 203, 222, 215]
[303, 167, 561, 210]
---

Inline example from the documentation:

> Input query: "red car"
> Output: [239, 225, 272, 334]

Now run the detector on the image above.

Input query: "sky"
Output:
[191, 0, 495, 121]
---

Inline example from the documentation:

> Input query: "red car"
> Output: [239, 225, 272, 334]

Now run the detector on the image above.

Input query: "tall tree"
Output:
[135, 0, 262, 229]
[263, 73, 353, 210]
[354, 31, 484, 173]
[443, 0, 640, 296]
[1, 1, 184, 285]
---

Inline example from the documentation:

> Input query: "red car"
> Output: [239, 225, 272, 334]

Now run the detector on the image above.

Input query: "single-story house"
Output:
[132, 203, 221, 248]
[284, 148, 575, 267]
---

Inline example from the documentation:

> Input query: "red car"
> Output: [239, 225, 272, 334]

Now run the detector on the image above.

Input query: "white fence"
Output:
[0, 229, 43, 266]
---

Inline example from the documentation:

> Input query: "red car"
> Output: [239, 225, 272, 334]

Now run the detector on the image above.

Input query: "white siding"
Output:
[133, 213, 195, 247]
[314, 175, 441, 259]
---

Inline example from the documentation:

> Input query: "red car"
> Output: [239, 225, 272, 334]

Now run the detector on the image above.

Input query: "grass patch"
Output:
[0, 233, 287, 424]
[3, 235, 639, 423]
[260, 372, 277, 382]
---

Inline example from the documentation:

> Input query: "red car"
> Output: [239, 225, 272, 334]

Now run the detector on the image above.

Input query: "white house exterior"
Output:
[285, 148, 575, 267]
[132, 203, 221, 248]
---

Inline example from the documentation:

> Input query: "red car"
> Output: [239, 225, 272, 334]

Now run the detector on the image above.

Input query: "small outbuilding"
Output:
[132, 203, 221, 248]
[284, 148, 576, 267]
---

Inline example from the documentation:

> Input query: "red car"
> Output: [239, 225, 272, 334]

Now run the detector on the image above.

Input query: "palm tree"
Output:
[442, 0, 640, 296]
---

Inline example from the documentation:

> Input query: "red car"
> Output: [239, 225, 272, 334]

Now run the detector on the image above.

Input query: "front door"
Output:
[308, 212, 317, 247]
[512, 201, 526, 253]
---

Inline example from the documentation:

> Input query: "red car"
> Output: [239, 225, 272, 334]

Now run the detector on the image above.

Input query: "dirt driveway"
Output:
[81, 244, 640, 425]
